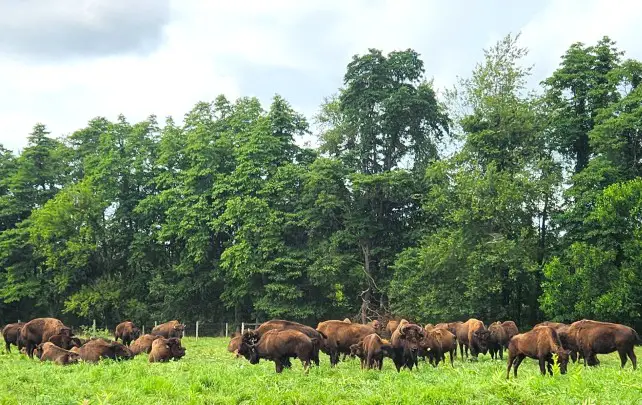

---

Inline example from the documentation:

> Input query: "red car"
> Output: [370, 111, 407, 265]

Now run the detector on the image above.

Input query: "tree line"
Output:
[1, 34, 641, 330]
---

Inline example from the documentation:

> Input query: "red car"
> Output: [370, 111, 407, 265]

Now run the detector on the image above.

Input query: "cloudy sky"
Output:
[1, 0, 641, 152]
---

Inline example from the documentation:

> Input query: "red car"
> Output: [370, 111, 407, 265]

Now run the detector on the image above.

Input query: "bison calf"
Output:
[506, 326, 570, 378]
[35, 342, 80, 365]
[362, 333, 393, 370]
[149, 337, 186, 362]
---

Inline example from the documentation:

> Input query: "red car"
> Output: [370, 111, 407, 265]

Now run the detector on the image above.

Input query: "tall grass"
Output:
[1, 338, 641, 404]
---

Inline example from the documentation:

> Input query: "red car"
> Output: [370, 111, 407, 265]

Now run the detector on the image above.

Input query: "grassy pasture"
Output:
[1, 337, 641, 404]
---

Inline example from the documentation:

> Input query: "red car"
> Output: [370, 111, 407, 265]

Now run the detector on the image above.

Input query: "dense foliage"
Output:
[1, 34, 641, 329]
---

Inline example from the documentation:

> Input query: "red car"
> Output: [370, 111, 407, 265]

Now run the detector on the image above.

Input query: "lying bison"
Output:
[227, 335, 242, 357]
[149, 337, 186, 362]
[506, 325, 570, 378]
[255, 320, 326, 366]
[238, 329, 316, 373]
[20, 318, 72, 358]
[115, 321, 141, 346]
[130, 334, 162, 355]
[151, 320, 185, 338]
[35, 342, 80, 365]
[568, 319, 640, 369]
[391, 321, 425, 372]
[76, 339, 133, 362]
[316, 320, 374, 367]
[2, 322, 25, 353]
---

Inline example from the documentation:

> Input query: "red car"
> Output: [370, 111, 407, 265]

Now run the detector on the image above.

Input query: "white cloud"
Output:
[1, 0, 641, 153]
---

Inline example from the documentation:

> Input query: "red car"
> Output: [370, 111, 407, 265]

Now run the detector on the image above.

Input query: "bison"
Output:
[151, 320, 185, 338]
[367, 320, 382, 334]
[424, 327, 457, 367]
[567, 319, 640, 369]
[238, 329, 315, 373]
[458, 318, 490, 360]
[255, 320, 326, 366]
[149, 337, 186, 362]
[501, 321, 519, 344]
[349, 342, 367, 369]
[2, 322, 25, 353]
[390, 321, 425, 372]
[316, 320, 375, 367]
[47, 334, 82, 350]
[488, 322, 508, 360]
[130, 334, 162, 355]
[534, 321, 580, 363]
[227, 335, 242, 357]
[76, 338, 133, 362]
[114, 321, 141, 346]
[360, 333, 394, 370]
[19, 318, 72, 358]
[435, 321, 463, 357]
[385, 320, 400, 338]
[34, 342, 80, 365]
[506, 325, 570, 378]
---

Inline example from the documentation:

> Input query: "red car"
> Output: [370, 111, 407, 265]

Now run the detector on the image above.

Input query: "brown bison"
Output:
[114, 321, 141, 346]
[390, 321, 425, 372]
[151, 320, 185, 338]
[238, 329, 316, 373]
[255, 320, 326, 366]
[501, 321, 519, 344]
[316, 320, 374, 367]
[34, 342, 80, 365]
[130, 334, 162, 355]
[47, 334, 82, 350]
[360, 333, 394, 370]
[534, 321, 579, 362]
[227, 335, 242, 357]
[458, 318, 490, 360]
[368, 320, 382, 333]
[435, 321, 462, 357]
[20, 318, 72, 358]
[424, 327, 457, 367]
[488, 322, 508, 360]
[149, 337, 186, 362]
[567, 319, 640, 369]
[386, 320, 400, 337]
[419, 329, 440, 367]
[76, 338, 133, 362]
[349, 342, 367, 369]
[506, 325, 570, 378]
[2, 322, 25, 353]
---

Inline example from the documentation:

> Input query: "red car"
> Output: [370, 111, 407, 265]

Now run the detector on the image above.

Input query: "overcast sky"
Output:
[1, 0, 641, 152]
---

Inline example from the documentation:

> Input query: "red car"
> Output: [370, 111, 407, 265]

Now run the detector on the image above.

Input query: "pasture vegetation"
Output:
[1, 337, 641, 404]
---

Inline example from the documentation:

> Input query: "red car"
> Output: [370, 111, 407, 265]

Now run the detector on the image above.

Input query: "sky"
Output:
[1, 0, 641, 153]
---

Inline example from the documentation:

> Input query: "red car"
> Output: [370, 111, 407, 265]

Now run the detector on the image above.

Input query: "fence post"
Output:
[195, 321, 199, 342]
[225, 322, 228, 338]
[142, 325, 145, 335]
[241, 322, 245, 335]
[154, 321, 158, 328]
[182, 326, 186, 339]
[92, 319, 97, 335]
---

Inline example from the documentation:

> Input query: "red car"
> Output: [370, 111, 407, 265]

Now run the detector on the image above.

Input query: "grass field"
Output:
[1, 337, 642, 404]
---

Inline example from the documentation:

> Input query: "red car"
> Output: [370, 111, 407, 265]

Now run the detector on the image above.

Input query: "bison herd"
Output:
[4, 316, 640, 378]
[1, 318, 186, 365]
[227, 317, 641, 376]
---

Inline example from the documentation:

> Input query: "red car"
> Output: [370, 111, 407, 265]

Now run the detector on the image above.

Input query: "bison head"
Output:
[349, 342, 364, 359]
[239, 331, 261, 364]
[473, 328, 491, 353]
[174, 323, 186, 333]
[59, 327, 73, 337]
[556, 349, 571, 374]
[110, 342, 134, 360]
[131, 327, 141, 340]
[167, 338, 185, 360]
[399, 324, 425, 354]
[370, 320, 381, 332]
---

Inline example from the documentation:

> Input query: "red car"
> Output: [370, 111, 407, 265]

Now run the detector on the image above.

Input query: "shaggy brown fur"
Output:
[255, 320, 326, 366]
[148, 337, 186, 362]
[130, 334, 162, 355]
[390, 322, 425, 372]
[488, 322, 508, 360]
[151, 320, 185, 338]
[501, 321, 519, 344]
[20, 318, 72, 358]
[457, 319, 490, 360]
[506, 326, 570, 378]
[568, 319, 640, 369]
[2, 322, 25, 353]
[238, 329, 315, 373]
[114, 321, 141, 346]
[77, 338, 133, 362]
[47, 334, 82, 350]
[316, 320, 375, 367]
[35, 342, 80, 365]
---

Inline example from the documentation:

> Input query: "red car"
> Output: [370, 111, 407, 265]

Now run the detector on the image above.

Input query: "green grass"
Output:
[1, 338, 641, 404]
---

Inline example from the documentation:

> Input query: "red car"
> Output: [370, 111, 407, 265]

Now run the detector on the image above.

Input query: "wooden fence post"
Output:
[142, 325, 145, 335]
[195, 321, 199, 342]
[225, 322, 228, 338]
[92, 319, 97, 335]
[241, 322, 245, 335]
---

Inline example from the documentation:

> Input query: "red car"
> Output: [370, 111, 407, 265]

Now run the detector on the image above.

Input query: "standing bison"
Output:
[390, 321, 425, 372]
[316, 320, 375, 367]
[458, 318, 490, 360]
[19, 318, 73, 358]
[238, 329, 316, 373]
[2, 322, 25, 353]
[501, 321, 519, 344]
[114, 321, 141, 346]
[488, 322, 508, 360]
[254, 320, 326, 366]
[151, 320, 185, 338]
[506, 325, 570, 378]
[568, 319, 640, 369]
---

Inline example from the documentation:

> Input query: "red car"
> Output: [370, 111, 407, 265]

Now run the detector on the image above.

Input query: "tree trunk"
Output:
[360, 242, 372, 324]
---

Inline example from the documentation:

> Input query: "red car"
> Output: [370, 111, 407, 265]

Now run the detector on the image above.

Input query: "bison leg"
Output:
[538, 357, 547, 375]
[275, 359, 284, 373]
[25, 341, 35, 359]
[5, 340, 10, 353]
[512, 354, 525, 378]
[449, 349, 454, 367]
[498, 346, 503, 360]
[505, 353, 515, 379]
